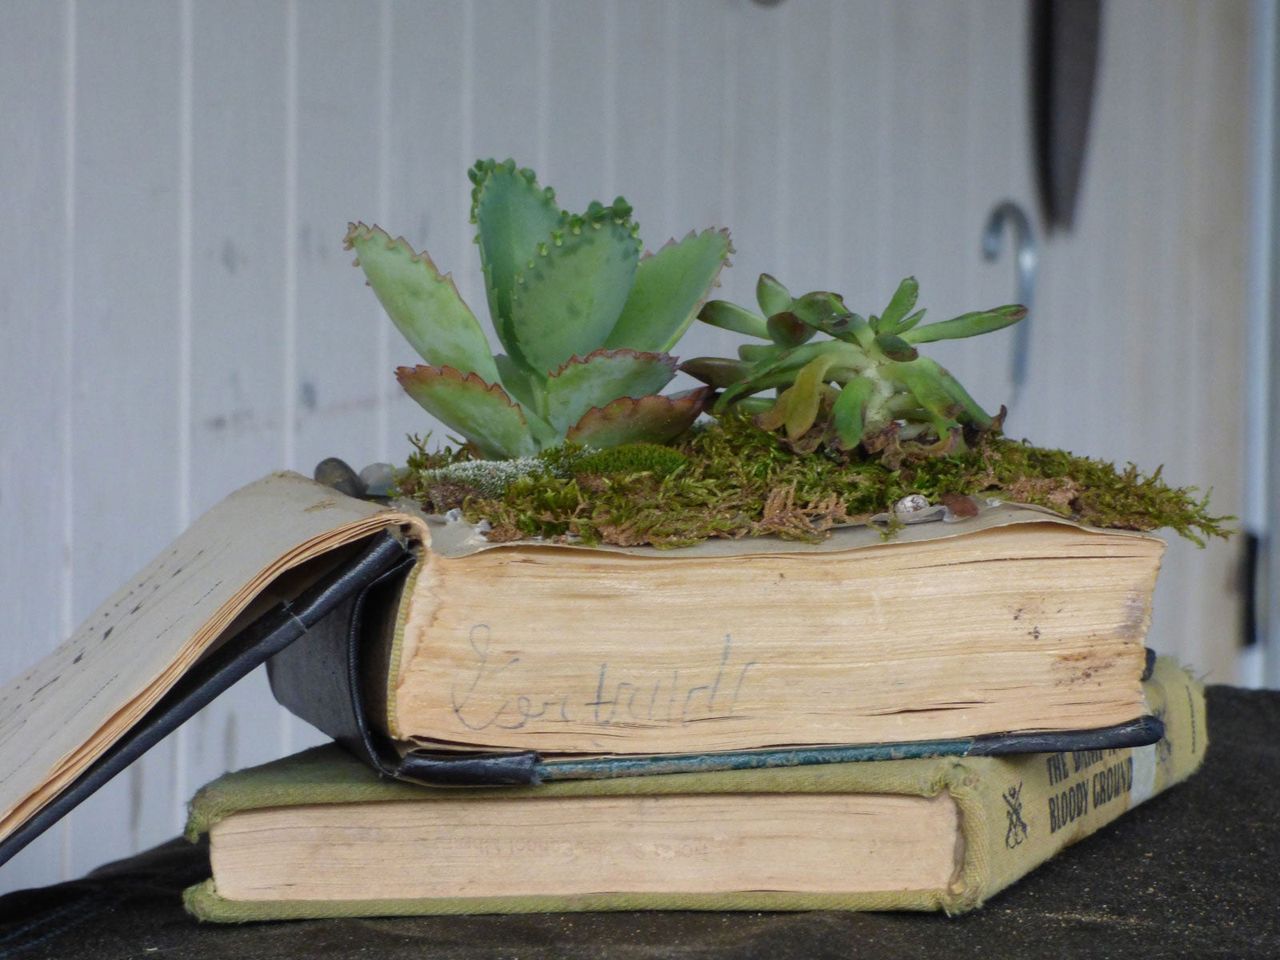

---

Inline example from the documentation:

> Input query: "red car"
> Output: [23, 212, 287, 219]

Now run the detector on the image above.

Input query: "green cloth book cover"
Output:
[185, 657, 1204, 920]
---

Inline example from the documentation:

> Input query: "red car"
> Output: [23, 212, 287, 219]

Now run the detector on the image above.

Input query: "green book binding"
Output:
[184, 657, 1204, 921]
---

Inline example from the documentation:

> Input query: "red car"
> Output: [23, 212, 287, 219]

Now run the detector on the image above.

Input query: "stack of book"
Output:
[0, 474, 1205, 920]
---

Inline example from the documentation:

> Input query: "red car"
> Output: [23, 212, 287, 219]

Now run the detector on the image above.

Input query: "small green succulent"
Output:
[683, 275, 1025, 460]
[346, 159, 732, 459]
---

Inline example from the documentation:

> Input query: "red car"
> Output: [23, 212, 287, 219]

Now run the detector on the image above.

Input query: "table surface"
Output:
[0, 685, 1276, 960]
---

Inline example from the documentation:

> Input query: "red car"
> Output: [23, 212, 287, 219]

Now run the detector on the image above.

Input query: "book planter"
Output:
[0, 159, 1226, 914]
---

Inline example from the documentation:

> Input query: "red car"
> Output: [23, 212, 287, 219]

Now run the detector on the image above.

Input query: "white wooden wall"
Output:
[0, 0, 1251, 893]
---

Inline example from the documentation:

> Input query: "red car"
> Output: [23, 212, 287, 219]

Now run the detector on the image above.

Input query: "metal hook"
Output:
[982, 200, 1038, 408]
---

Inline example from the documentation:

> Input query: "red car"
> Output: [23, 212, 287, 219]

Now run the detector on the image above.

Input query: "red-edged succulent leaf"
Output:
[544, 348, 678, 434]
[396, 365, 541, 459]
[565, 387, 710, 449]
[344, 223, 499, 383]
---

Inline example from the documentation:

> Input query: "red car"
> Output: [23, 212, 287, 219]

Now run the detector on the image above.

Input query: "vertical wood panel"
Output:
[382, 1, 469, 453]
[545, 1, 611, 212]
[959, 1, 1030, 419]
[721, 1, 785, 306]
[291, 2, 384, 478]
[655, 0, 735, 369]
[283, 0, 386, 753]
[881, 3, 983, 391]
[181, 0, 291, 799]
[1173, 0, 1248, 677]
[826, 1, 890, 331]
[777, 1, 833, 299]
[0, 0, 72, 895]
[611, 0, 668, 244]
[465, 0, 544, 315]
[65, 0, 184, 879]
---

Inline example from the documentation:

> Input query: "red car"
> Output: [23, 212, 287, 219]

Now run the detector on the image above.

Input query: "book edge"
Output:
[182, 877, 953, 921]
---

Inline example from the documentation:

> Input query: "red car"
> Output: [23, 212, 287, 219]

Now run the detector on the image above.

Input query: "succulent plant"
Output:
[345, 159, 731, 459]
[682, 275, 1025, 460]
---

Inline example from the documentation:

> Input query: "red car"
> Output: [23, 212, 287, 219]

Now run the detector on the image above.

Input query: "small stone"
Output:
[940, 492, 980, 522]
[893, 494, 931, 517]
[313, 457, 366, 498]
[359, 462, 398, 497]
[443, 508, 464, 523]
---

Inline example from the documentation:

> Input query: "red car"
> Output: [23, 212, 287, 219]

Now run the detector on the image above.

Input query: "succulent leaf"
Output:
[344, 223, 500, 383]
[680, 356, 754, 388]
[902, 305, 1026, 344]
[510, 218, 640, 375]
[733, 396, 776, 415]
[715, 341, 864, 412]
[789, 292, 853, 333]
[470, 160, 565, 368]
[756, 273, 792, 318]
[766, 311, 815, 347]
[699, 273, 1024, 460]
[773, 354, 839, 439]
[897, 308, 926, 334]
[738, 343, 787, 363]
[877, 277, 919, 335]
[494, 353, 541, 411]
[831, 376, 877, 449]
[544, 349, 677, 434]
[912, 356, 996, 429]
[754, 391, 791, 433]
[874, 332, 919, 362]
[606, 229, 733, 352]
[698, 300, 770, 339]
[566, 388, 710, 448]
[885, 362, 963, 437]
[396, 365, 548, 459]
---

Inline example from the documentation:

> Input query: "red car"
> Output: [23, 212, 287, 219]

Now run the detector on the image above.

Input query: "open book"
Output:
[0, 472, 1167, 867]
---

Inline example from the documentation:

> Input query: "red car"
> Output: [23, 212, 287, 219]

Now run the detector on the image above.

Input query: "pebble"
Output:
[313, 457, 366, 498]
[359, 462, 398, 497]
[893, 494, 931, 517]
[940, 492, 980, 522]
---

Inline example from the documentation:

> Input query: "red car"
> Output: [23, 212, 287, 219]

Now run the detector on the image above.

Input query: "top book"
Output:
[0, 470, 1166, 862]
[271, 479, 1165, 765]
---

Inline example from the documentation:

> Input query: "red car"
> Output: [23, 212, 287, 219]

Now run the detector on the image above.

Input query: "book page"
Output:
[0, 472, 424, 843]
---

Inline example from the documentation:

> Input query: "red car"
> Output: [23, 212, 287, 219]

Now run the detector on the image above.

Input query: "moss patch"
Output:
[396, 418, 1232, 549]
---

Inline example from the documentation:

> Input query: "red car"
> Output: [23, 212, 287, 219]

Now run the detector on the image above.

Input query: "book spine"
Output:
[947, 657, 1206, 913]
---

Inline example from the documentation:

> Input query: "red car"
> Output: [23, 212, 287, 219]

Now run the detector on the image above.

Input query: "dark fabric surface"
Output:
[0, 685, 1276, 960]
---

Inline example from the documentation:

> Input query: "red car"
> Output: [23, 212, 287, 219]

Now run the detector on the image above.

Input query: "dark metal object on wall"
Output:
[1031, 0, 1102, 231]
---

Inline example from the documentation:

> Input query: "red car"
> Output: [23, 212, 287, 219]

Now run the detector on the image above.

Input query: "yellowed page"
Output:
[0, 472, 424, 843]
[396, 524, 1162, 752]
[209, 793, 958, 901]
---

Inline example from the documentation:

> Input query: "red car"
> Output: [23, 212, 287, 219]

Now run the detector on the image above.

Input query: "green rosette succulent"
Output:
[683, 275, 1026, 461]
[346, 159, 731, 458]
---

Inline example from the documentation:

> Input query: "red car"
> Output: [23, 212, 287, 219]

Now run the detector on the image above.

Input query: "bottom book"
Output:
[184, 657, 1204, 920]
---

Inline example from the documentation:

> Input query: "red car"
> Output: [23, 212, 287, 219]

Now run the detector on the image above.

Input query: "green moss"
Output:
[573, 443, 690, 479]
[398, 417, 1232, 548]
